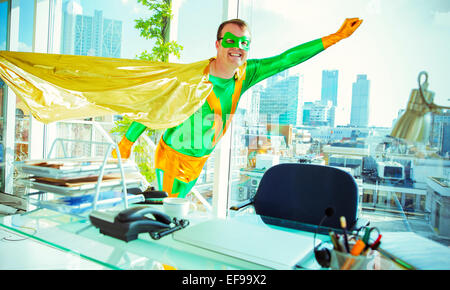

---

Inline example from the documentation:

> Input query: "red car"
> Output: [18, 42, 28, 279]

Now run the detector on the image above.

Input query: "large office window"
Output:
[0, 0, 8, 188]
[57, 0, 153, 59]
[51, 0, 225, 203]
[175, 0, 224, 209]
[14, 0, 34, 181]
[1, 0, 35, 197]
[50, 0, 157, 163]
[227, 0, 450, 246]
[13, 0, 33, 165]
[1, 0, 227, 210]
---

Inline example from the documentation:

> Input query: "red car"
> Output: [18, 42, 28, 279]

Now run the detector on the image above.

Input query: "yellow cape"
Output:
[0, 51, 213, 129]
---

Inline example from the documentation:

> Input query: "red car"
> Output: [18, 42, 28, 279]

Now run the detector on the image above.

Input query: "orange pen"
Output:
[350, 239, 366, 256]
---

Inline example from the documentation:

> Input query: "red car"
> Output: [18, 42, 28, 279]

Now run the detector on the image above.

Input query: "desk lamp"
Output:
[390, 71, 449, 143]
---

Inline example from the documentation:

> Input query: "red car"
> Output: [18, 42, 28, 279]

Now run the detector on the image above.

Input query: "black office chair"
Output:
[232, 163, 368, 233]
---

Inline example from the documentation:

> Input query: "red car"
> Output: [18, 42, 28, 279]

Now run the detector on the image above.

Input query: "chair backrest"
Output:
[253, 163, 358, 231]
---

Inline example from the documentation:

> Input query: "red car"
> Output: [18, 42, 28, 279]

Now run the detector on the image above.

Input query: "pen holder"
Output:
[330, 250, 376, 270]
[330, 249, 400, 270]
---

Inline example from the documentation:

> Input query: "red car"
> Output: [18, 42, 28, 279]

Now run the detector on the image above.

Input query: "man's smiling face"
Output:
[215, 23, 251, 69]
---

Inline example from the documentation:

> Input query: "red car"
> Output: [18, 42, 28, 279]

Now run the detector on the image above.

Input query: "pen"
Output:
[377, 247, 416, 270]
[350, 239, 366, 256]
[340, 216, 350, 253]
[328, 230, 342, 252]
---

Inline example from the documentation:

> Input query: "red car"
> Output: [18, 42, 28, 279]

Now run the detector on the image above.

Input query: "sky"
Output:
[0, 1, 8, 50]
[2, 0, 449, 128]
[0, 0, 35, 51]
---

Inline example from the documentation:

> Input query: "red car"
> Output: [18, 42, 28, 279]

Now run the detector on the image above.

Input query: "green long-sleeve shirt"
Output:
[126, 38, 325, 157]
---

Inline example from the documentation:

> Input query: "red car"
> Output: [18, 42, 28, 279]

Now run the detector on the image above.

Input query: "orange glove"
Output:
[322, 18, 363, 49]
[111, 135, 134, 159]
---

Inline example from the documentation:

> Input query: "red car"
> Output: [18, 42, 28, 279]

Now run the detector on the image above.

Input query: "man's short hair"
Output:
[216, 19, 249, 40]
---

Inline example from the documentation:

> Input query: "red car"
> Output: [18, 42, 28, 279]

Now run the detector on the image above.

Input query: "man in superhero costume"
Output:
[113, 18, 363, 198]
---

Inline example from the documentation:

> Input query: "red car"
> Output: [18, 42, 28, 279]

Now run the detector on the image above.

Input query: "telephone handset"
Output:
[90, 205, 189, 242]
[117, 206, 172, 224]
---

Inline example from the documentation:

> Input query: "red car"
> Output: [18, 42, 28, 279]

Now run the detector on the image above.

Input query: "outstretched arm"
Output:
[112, 121, 147, 159]
[245, 18, 363, 88]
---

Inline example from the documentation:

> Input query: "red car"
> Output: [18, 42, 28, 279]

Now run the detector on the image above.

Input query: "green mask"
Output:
[220, 32, 251, 51]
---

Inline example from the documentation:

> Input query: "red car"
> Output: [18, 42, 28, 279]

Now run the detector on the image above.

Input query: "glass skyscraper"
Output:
[258, 71, 300, 126]
[350, 74, 370, 127]
[62, 0, 122, 58]
[320, 70, 338, 127]
[302, 101, 334, 127]
[321, 70, 338, 106]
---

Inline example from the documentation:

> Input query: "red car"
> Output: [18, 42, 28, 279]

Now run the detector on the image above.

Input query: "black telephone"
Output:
[90, 205, 189, 242]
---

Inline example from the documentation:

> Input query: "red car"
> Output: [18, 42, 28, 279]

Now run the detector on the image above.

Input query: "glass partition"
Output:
[0, 208, 272, 270]
[49, 0, 225, 198]
[0, 0, 7, 188]
[53, 0, 150, 154]
[47, 0, 160, 189]
[229, 0, 450, 247]
[1, 0, 35, 199]
[175, 0, 224, 211]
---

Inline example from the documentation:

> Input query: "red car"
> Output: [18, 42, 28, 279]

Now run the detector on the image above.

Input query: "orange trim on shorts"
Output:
[155, 138, 209, 183]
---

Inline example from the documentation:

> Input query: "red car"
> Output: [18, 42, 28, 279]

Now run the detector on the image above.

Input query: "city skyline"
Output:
[237, 0, 450, 128]
[249, 69, 373, 129]
[84, 0, 450, 128]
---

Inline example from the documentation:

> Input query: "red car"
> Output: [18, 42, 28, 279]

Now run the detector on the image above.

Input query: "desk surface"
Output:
[0, 227, 106, 269]
[1, 207, 449, 270]
[0, 207, 325, 270]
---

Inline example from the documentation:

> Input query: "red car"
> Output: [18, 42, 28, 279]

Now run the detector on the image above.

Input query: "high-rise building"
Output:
[296, 75, 304, 127]
[102, 17, 122, 58]
[302, 101, 334, 127]
[302, 101, 312, 125]
[62, 0, 83, 56]
[321, 70, 338, 106]
[430, 112, 450, 150]
[440, 124, 450, 157]
[259, 71, 301, 126]
[320, 70, 338, 127]
[248, 85, 262, 125]
[62, 0, 122, 58]
[350, 74, 370, 127]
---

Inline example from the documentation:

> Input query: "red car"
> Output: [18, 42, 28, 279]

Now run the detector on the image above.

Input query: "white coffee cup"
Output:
[162, 198, 197, 218]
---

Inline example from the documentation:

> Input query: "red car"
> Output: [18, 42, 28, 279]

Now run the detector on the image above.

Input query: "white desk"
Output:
[3, 207, 447, 270]
[0, 228, 106, 269]
[1, 208, 299, 270]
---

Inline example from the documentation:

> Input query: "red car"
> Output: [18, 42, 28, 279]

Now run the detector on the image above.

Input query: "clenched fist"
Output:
[322, 18, 363, 49]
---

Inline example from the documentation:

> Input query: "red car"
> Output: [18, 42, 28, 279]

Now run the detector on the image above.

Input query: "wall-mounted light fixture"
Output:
[390, 71, 449, 143]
